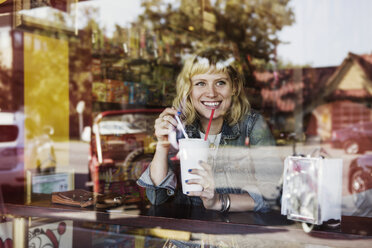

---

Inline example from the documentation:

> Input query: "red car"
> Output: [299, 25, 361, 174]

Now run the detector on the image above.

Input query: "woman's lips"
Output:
[202, 101, 221, 109]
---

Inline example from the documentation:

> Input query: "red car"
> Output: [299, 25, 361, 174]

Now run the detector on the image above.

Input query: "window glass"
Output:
[0, 0, 371, 242]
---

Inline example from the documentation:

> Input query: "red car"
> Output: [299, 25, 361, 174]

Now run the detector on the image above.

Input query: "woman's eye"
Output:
[216, 80, 226, 86]
[194, 81, 206, 86]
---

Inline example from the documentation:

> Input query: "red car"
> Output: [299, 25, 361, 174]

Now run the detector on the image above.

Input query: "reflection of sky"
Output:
[78, 0, 143, 35]
[277, 0, 372, 67]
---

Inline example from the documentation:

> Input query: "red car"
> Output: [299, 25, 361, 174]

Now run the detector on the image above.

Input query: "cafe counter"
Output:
[1, 193, 372, 248]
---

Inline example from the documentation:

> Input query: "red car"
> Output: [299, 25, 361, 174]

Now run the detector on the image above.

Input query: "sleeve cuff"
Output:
[249, 191, 270, 212]
[136, 164, 177, 196]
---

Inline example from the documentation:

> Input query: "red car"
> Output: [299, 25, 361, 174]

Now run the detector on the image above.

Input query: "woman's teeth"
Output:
[203, 101, 220, 107]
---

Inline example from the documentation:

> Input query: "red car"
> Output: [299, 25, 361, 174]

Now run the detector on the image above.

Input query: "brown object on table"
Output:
[52, 189, 125, 208]
[52, 189, 97, 207]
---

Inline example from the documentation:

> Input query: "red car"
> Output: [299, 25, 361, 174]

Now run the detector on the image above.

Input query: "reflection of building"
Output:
[323, 54, 372, 130]
[256, 53, 372, 141]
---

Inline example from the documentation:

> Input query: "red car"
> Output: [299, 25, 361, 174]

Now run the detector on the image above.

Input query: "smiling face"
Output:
[190, 70, 234, 129]
[173, 49, 250, 128]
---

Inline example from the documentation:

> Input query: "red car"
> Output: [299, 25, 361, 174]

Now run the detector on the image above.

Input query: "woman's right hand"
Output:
[154, 107, 178, 149]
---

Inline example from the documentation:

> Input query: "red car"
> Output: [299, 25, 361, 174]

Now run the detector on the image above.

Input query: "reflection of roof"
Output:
[350, 53, 372, 82]
[361, 54, 372, 64]
[332, 89, 370, 98]
[324, 53, 372, 101]
[255, 53, 372, 112]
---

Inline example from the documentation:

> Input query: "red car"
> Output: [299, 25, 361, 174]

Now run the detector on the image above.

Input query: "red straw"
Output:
[204, 109, 215, 141]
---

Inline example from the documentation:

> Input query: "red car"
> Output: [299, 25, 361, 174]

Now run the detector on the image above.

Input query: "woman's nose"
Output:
[205, 84, 217, 97]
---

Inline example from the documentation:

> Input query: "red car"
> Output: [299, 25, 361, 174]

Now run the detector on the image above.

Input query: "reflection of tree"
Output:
[0, 61, 12, 111]
[139, 0, 294, 81]
[69, 31, 94, 138]
[62, 6, 100, 138]
[0, 27, 14, 111]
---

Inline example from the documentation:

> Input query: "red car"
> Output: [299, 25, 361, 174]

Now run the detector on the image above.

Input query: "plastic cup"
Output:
[179, 138, 209, 194]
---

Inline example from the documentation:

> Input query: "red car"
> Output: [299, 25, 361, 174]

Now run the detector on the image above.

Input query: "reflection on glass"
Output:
[0, 0, 371, 241]
[0, 221, 13, 247]
[0, 111, 24, 188]
[28, 220, 73, 248]
[89, 110, 160, 202]
[332, 120, 372, 155]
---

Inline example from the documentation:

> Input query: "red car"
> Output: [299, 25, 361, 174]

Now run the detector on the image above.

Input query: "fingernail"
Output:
[188, 169, 192, 172]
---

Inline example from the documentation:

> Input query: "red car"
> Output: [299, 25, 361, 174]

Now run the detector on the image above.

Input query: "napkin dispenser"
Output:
[281, 156, 343, 226]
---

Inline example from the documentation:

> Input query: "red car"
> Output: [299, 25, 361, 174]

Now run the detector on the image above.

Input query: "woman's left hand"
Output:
[186, 161, 220, 211]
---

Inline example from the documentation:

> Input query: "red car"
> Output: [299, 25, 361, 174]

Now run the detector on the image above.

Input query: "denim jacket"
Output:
[137, 110, 276, 212]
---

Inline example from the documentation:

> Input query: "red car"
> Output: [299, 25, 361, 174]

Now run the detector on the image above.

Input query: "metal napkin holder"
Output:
[281, 156, 343, 226]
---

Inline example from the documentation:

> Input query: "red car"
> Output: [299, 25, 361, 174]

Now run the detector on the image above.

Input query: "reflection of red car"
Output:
[88, 109, 162, 200]
[349, 154, 372, 195]
[331, 122, 372, 154]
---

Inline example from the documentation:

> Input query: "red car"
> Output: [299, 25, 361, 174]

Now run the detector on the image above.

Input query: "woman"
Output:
[137, 48, 276, 212]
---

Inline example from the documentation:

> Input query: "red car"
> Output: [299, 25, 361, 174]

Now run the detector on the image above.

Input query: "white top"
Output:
[199, 131, 221, 157]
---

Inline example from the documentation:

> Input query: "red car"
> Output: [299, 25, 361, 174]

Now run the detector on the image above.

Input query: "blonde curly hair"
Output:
[173, 48, 250, 126]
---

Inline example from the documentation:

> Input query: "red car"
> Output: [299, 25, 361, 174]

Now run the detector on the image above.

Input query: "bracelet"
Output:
[219, 194, 231, 213]
[219, 193, 225, 212]
[225, 194, 231, 213]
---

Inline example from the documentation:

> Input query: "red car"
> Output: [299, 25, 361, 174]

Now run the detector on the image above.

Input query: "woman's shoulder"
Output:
[239, 109, 263, 125]
[240, 110, 275, 145]
[239, 109, 271, 135]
